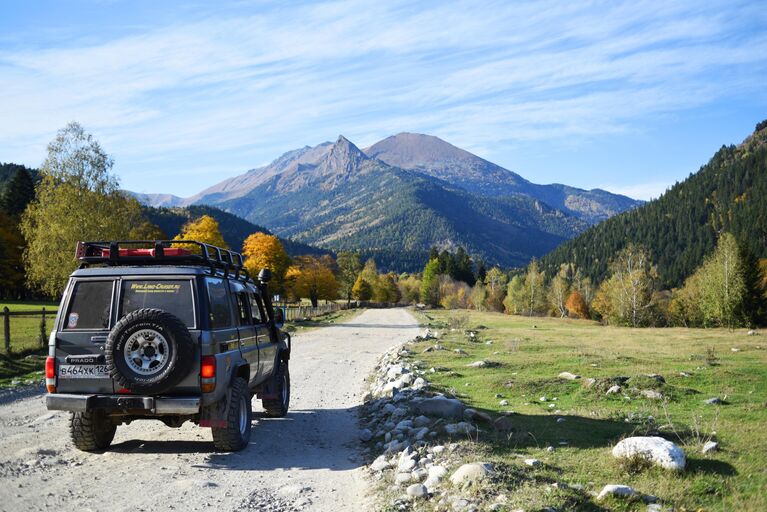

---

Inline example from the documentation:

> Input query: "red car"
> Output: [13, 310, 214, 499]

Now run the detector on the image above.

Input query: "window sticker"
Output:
[129, 283, 181, 294]
[68, 312, 79, 328]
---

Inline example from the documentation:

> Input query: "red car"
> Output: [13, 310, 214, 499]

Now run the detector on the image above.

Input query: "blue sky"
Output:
[1, 0, 765, 200]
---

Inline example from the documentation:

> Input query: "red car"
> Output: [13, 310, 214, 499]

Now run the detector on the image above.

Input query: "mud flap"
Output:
[199, 387, 232, 428]
[255, 357, 284, 400]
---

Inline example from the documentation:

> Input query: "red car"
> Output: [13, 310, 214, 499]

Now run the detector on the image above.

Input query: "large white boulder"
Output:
[612, 436, 686, 471]
[449, 462, 494, 487]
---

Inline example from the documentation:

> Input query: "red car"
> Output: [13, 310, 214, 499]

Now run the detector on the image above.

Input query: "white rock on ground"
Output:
[467, 360, 487, 368]
[558, 371, 581, 380]
[612, 436, 686, 471]
[640, 390, 663, 400]
[370, 455, 391, 472]
[606, 385, 621, 394]
[702, 441, 719, 453]
[406, 483, 427, 499]
[523, 458, 541, 467]
[449, 462, 494, 487]
[597, 484, 637, 500]
[423, 465, 447, 490]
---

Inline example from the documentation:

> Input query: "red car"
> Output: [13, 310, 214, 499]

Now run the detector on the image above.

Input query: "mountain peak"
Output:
[320, 135, 368, 175]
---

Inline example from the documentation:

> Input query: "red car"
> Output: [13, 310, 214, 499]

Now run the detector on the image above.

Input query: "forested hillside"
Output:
[144, 204, 328, 257]
[542, 121, 767, 288]
[219, 137, 586, 271]
[0, 163, 38, 194]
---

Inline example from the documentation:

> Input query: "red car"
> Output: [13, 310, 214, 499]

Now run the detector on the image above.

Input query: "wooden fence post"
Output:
[40, 307, 47, 348]
[3, 307, 10, 353]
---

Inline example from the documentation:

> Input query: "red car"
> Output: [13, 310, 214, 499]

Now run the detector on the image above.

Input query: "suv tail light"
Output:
[200, 356, 216, 393]
[45, 357, 56, 393]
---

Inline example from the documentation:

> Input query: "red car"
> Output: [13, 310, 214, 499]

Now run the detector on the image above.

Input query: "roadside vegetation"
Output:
[405, 309, 766, 510]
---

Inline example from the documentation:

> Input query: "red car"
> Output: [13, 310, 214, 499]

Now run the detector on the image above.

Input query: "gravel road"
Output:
[0, 308, 421, 512]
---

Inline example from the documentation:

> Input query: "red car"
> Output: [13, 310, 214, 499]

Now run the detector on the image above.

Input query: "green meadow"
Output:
[410, 310, 766, 511]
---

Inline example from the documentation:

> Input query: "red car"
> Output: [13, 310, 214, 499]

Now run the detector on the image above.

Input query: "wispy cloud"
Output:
[0, 0, 765, 194]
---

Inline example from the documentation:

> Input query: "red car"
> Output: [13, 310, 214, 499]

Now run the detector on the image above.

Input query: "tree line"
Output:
[410, 236, 766, 328]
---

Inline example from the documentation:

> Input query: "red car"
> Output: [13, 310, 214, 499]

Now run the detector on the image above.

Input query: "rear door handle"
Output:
[91, 335, 108, 343]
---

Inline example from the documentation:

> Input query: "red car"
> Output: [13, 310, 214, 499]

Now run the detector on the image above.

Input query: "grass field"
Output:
[0, 300, 59, 355]
[411, 310, 766, 511]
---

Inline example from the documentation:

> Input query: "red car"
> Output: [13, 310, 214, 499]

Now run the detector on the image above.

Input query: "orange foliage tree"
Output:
[173, 215, 228, 249]
[565, 289, 589, 319]
[242, 233, 290, 292]
[285, 255, 338, 307]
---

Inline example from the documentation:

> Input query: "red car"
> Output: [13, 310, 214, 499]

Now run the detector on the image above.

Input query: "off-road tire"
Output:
[262, 362, 290, 418]
[211, 377, 252, 451]
[105, 308, 194, 395]
[70, 411, 116, 451]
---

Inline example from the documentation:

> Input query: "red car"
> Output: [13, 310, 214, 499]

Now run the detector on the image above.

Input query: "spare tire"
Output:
[105, 308, 194, 395]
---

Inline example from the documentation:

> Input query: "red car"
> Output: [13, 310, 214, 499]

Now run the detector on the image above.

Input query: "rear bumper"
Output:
[46, 394, 201, 415]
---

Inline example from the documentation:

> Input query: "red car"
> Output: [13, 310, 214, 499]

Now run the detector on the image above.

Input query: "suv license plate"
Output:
[59, 364, 110, 379]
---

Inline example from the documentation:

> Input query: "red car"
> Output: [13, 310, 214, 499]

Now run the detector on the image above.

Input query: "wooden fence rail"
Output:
[281, 302, 347, 321]
[1, 307, 52, 353]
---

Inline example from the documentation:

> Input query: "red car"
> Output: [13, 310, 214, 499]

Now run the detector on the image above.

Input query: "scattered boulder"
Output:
[464, 408, 493, 423]
[558, 371, 581, 380]
[396, 472, 413, 484]
[370, 455, 391, 472]
[406, 483, 427, 499]
[597, 484, 637, 500]
[467, 360, 487, 368]
[449, 462, 494, 487]
[606, 385, 621, 395]
[444, 422, 474, 436]
[359, 429, 373, 442]
[423, 465, 447, 490]
[411, 396, 465, 419]
[640, 390, 663, 400]
[702, 441, 719, 454]
[523, 458, 541, 467]
[747, 330, 759, 336]
[413, 415, 431, 428]
[499, 399, 509, 406]
[583, 377, 597, 388]
[612, 436, 686, 471]
[731, 347, 741, 352]
[703, 397, 723, 405]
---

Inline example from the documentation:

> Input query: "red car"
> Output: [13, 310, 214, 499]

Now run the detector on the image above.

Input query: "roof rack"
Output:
[75, 240, 251, 282]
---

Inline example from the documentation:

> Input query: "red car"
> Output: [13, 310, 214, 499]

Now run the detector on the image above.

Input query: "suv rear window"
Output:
[120, 280, 195, 327]
[65, 281, 114, 330]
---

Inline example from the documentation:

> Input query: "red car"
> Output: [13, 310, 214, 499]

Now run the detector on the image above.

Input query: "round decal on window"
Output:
[68, 313, 79, 328]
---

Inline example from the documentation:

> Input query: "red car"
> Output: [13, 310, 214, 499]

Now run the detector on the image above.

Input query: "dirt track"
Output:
[0, 308, 421, 512]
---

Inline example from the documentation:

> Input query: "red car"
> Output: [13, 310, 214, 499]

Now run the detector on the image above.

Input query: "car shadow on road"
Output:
[109, 406, 367, 472]
[203, 407, 365, 472]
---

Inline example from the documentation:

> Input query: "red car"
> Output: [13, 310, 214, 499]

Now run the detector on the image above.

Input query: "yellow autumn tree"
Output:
[173, 215, 227, 253]
[242, 233, 290, 291]
[285, 255, 338, 307]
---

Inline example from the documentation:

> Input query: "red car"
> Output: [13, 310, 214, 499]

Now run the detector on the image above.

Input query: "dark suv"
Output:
[45, 240, 291, 452]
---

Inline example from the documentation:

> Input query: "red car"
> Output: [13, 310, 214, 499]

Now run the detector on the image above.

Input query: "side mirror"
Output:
[273, 308, 285, 329]
[258, 268, 272, 283]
